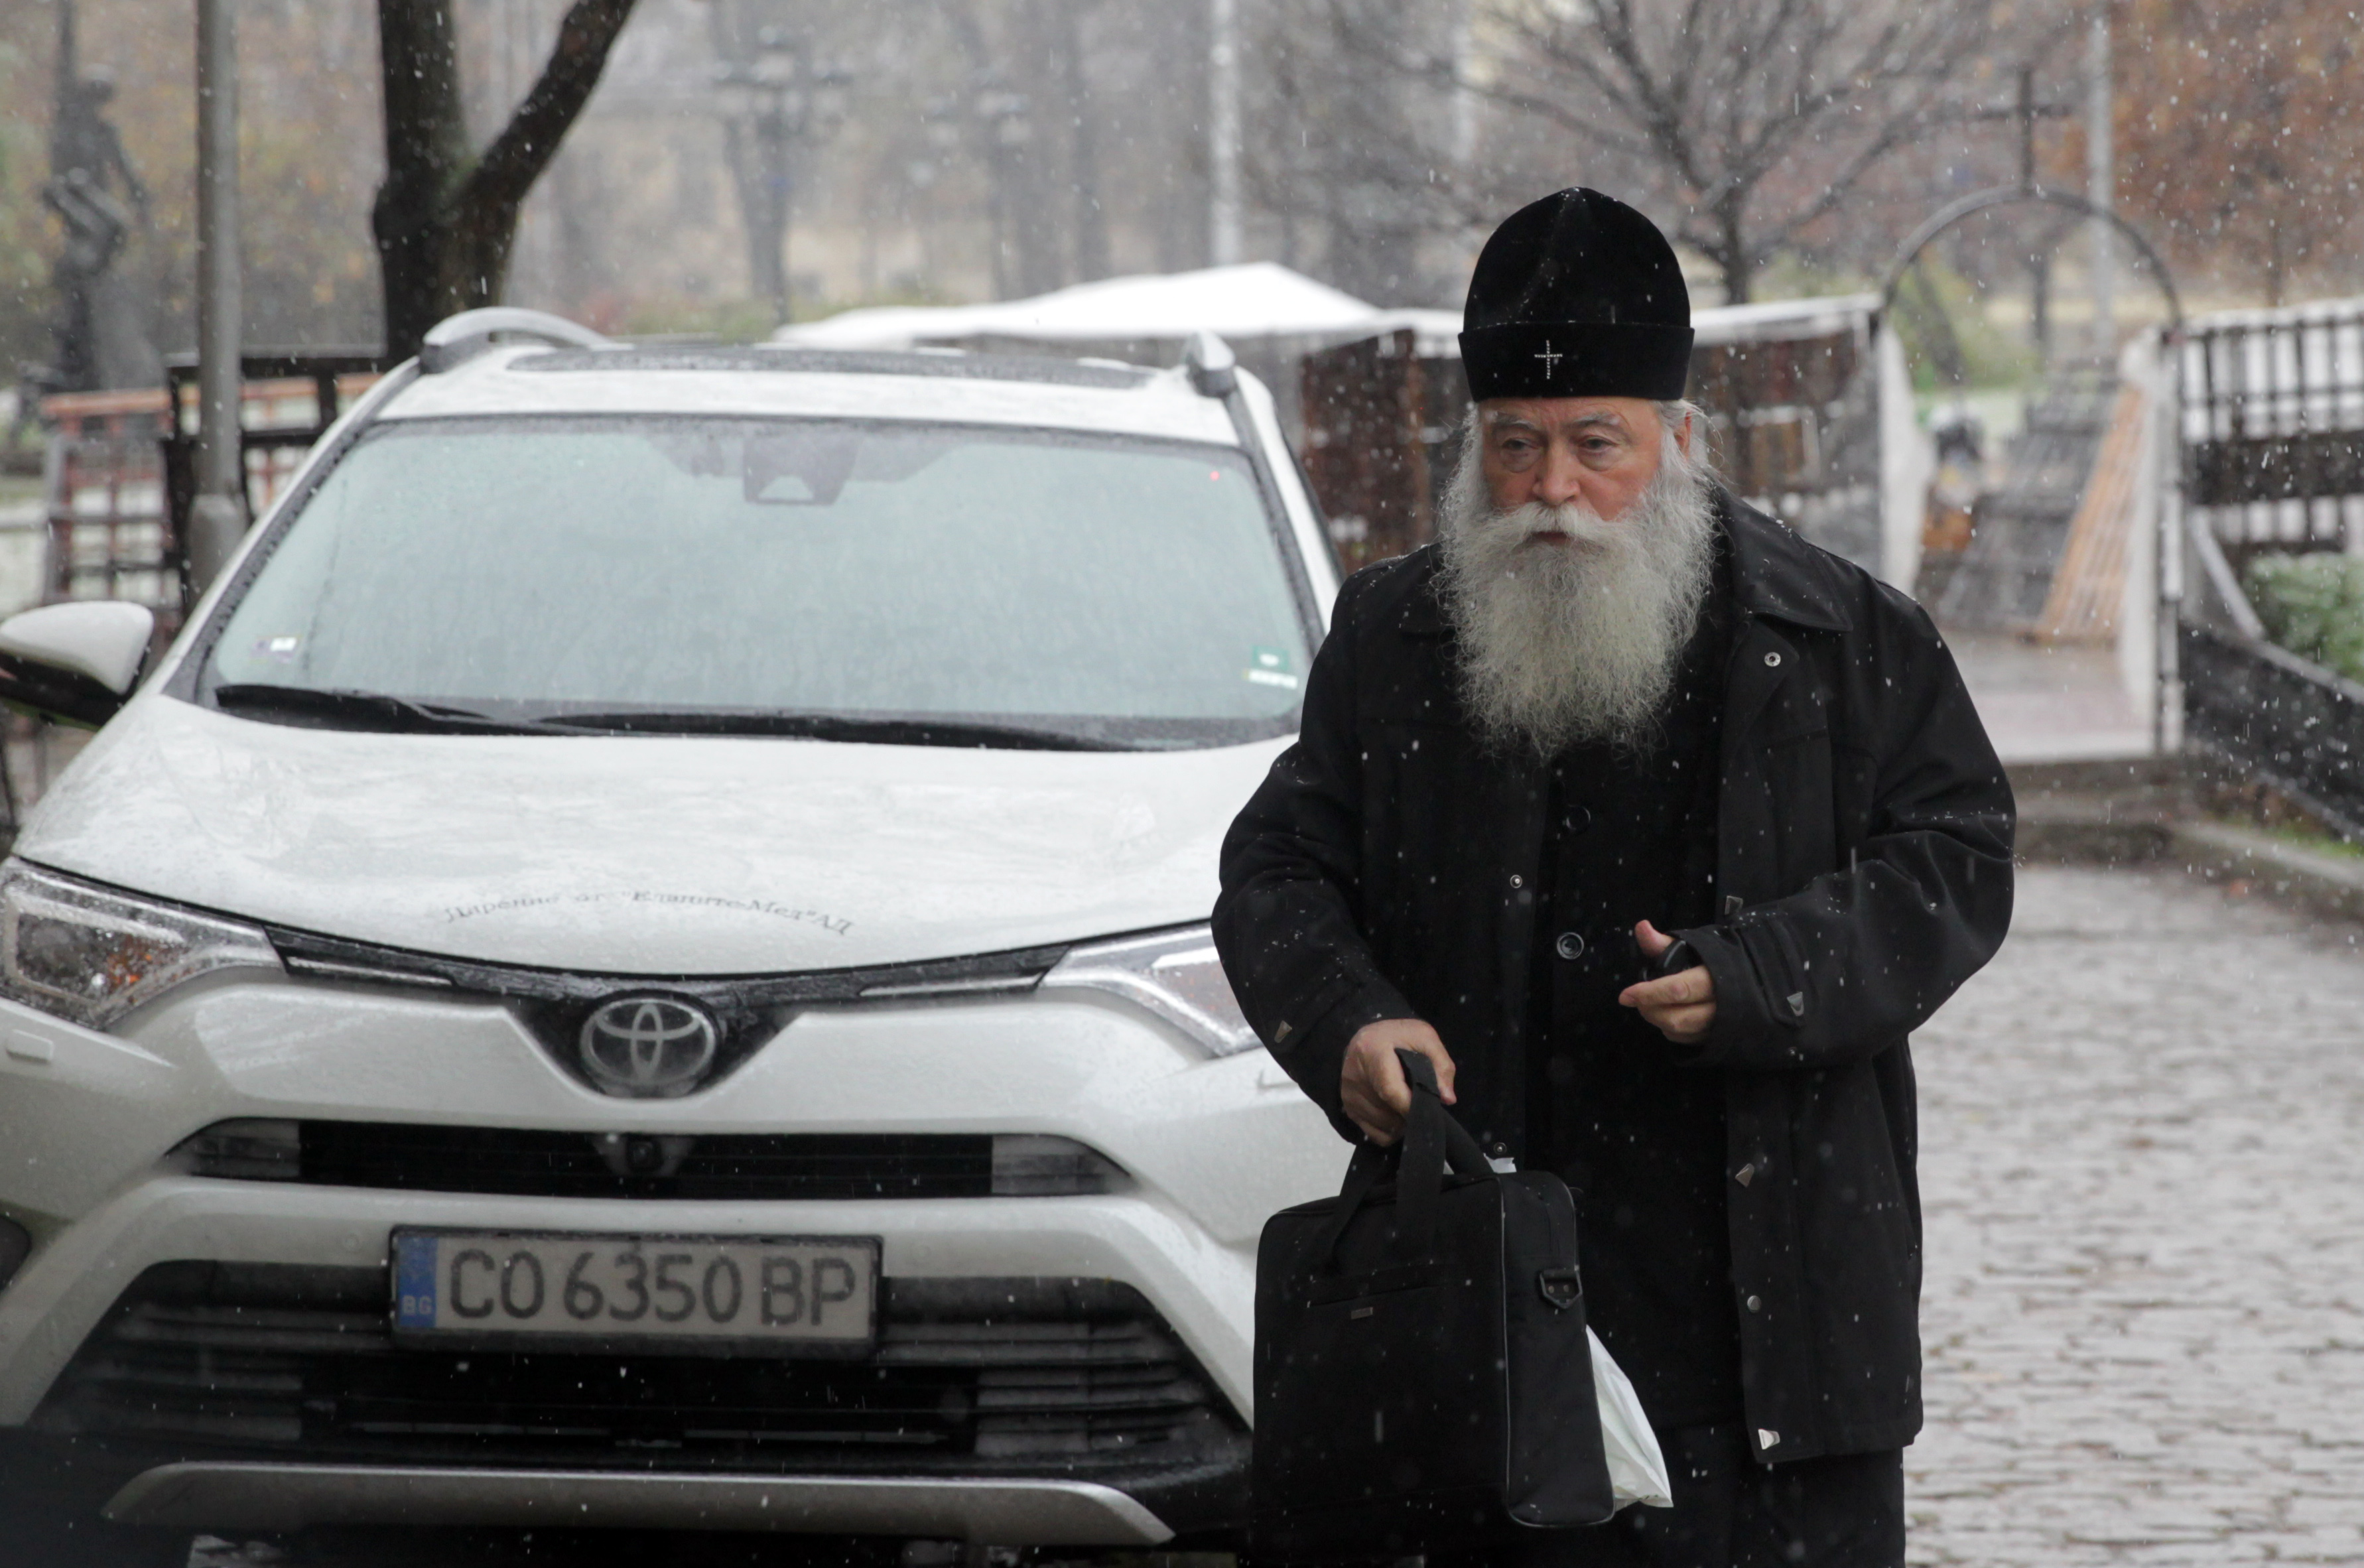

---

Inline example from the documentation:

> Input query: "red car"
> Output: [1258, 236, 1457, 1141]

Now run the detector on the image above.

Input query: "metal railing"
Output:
[2179, 300, 2364, 572]
[2181, 621, 2364, 840]
[159, 350, 385, 577]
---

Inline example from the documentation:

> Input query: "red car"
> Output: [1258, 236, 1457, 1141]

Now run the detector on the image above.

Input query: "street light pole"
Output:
[2086, 10, 2116, 356]
[715, 27, 848, 330]
[1209, 0, 1242, 267]
[757, 90, 793, 326]
[190, 0, 243, 593]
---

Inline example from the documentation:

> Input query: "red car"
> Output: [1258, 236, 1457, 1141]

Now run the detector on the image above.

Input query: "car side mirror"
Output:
[0, 602, 157, 729]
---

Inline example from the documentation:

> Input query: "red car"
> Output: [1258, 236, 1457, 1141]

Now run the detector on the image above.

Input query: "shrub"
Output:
[2245, 551, 2364, 685]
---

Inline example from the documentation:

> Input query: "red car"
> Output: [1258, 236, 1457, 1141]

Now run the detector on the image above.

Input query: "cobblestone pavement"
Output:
[1908, 864, 2364, 1564]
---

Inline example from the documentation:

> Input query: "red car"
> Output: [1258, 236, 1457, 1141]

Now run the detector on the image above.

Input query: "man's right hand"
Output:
[1341, 1019, 1458, 1145]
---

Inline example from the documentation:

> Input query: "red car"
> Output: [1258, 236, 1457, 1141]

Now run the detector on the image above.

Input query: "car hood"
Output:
[15, 695, 1287, 974]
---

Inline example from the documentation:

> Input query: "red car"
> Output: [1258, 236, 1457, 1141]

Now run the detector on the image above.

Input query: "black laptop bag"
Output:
[1250, 1049, 1615, 1561]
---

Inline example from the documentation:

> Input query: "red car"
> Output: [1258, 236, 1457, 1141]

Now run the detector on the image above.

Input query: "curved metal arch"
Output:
[1876, 184, 2184, 332]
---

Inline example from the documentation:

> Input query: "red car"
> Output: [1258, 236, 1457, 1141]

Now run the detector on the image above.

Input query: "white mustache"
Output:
[1480, 497, 1640, 555]
[1437, 426, 1716, 755]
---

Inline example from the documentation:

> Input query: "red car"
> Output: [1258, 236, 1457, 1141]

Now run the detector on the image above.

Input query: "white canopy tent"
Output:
[773, 263, 1386, 351]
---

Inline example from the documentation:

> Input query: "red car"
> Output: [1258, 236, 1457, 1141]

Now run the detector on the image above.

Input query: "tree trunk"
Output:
[372, 0, 640, 359]
[1005, 1, 1067, 297]
[372, 0, 470, 357]
[1715, 206, 1753, 305]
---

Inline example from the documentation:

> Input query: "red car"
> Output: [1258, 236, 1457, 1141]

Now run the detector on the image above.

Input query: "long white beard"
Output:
[1436, 423, 1719, 757]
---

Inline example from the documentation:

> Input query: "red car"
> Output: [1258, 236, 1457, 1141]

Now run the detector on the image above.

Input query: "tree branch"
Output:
[455, 0, 641, 229]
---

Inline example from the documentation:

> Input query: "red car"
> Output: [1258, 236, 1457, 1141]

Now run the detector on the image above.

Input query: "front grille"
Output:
[36, 1264, 1241, 1477]
[300, 1124, 996, 1201]
[263, 925, 1066, 1100]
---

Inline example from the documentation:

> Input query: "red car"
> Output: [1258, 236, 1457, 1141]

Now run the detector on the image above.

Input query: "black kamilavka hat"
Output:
[1459, 188, 1693, 402]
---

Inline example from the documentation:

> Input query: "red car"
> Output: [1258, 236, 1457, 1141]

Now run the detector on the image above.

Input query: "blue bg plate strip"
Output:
[393, 1233, 440, 1328]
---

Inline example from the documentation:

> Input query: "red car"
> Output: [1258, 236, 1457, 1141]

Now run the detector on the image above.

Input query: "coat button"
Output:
[1554, 931, 1585, 960]
[1508, 874, 1524, 889]
[1746, 1294, 1764, 1313]
[1763, 651, 1782, 667]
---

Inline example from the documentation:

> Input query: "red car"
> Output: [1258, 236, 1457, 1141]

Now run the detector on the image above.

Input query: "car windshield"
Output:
[198, 415, 1313, 749]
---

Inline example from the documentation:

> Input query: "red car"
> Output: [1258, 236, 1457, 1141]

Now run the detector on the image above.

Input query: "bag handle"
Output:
[1310, 1046, 1493, 1269]
[1393, 1049, 1493, 1260]
[1394, 1048, 1494, 1176]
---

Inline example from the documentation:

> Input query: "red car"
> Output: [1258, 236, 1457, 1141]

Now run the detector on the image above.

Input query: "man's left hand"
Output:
[1620, 920, 1716, 1043]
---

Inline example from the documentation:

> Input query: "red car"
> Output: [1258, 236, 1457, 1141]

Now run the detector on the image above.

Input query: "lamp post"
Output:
[188, 0, 244, 593]
[922, 83, 1029, 301]
[2086, 11, 2115, 356]
[714, 30, 850, 328]
[1209, 0, 1242, 267]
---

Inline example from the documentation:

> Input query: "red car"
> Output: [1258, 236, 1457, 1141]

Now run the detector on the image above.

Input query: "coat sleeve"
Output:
[1675, 594, 2015, 1071]
[1213, 570, 1415, 1140]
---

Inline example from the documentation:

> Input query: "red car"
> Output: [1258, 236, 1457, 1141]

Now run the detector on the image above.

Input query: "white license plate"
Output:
[390, 1229, 879, 1354]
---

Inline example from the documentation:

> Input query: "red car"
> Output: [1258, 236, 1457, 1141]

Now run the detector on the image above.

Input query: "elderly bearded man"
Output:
[1213, 190, 2014, 1567]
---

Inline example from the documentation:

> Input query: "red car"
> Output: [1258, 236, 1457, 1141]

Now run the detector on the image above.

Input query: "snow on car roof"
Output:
[379, 342, 1246, 446]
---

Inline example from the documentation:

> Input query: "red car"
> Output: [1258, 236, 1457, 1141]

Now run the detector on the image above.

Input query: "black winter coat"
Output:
[1213, 492, 2014, 1463]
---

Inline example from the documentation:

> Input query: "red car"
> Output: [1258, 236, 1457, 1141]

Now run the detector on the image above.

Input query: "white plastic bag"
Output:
[1589, 1327, 1674, 1510]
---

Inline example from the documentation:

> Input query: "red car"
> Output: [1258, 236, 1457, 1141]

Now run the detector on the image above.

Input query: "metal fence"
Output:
[42, 352, 382, 638]
[2181, 621, 2364, 840]
[2180, 300, 2364, 575]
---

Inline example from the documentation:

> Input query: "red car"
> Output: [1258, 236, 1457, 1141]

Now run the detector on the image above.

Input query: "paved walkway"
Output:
[1909, 864, 2364, 1563]
[1943, 629, 2154, 764]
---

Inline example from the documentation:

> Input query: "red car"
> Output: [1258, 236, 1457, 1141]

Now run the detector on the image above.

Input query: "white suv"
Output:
[0, 310, 1345, 1563]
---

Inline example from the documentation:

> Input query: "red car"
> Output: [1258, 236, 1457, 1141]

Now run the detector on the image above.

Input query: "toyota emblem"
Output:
[577, 996, 720, 1098]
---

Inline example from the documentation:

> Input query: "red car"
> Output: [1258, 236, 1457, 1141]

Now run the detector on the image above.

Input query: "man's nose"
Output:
[1531, 444, 1588, 507]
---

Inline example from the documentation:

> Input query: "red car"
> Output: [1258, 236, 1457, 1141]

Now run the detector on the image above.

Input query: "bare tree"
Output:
[373, 0, 641, 357]
[2116, 0, 2364, 306]
[933, 0, 1120, 298]
[1250, 0, 1470, 303]
[1473, 0, 1993, 302]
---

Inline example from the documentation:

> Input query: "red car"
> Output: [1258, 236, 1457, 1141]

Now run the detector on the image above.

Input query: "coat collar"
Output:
[1719, 490, 1853, 634]
[1392, 487, 1853, 639]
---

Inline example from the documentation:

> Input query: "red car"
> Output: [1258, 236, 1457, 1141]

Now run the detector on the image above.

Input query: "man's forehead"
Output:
[1480, 397, 1657, 436]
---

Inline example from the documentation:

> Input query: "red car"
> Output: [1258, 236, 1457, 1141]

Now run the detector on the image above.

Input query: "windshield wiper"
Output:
[210, 684, 559, 736]
[535, 710, 1134, 751]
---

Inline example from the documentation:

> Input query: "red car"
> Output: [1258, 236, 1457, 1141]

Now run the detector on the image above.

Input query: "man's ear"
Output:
[1675, 411, 1695, 457]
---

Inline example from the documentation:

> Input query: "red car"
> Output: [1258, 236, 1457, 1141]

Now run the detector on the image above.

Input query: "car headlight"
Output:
[1039, 924, 1260, 1057]
[0, 860, 283, 1029]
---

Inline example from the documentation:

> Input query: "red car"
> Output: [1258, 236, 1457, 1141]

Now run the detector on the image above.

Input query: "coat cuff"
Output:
[1268, 972, 1415, 1143]
[1672, 922, 1776, 1067]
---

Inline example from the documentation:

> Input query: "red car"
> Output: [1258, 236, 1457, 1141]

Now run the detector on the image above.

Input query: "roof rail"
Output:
[1183, 330, 1237, 397]
[419, 307, 615, 374]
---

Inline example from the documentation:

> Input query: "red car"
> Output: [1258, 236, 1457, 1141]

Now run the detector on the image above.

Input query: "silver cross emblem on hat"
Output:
[1535, 340, 1563, 375]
